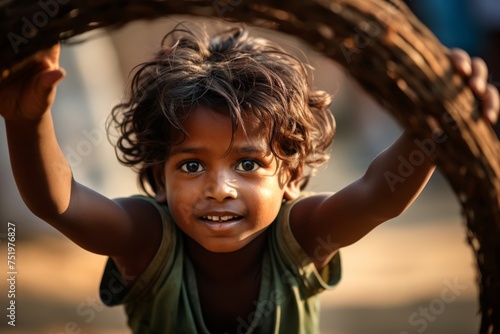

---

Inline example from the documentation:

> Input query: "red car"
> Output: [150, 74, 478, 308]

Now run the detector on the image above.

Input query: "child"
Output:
[0, 24, 498, 334]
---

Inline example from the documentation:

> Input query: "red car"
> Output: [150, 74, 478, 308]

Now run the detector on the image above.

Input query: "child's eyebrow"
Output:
[169, 146, 206, 156]
[235, 145, 267, 154]
[169, 144, 269, 157]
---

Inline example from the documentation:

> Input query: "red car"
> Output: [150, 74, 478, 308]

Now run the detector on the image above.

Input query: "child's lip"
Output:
[201, 215, 242, 222]
[199, 216, 243, 232]
[198, 210, 243, 219]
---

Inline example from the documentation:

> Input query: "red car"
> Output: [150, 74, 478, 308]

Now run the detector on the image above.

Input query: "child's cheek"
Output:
[168, 185, 209, 225]
[174, 202, 193, 226]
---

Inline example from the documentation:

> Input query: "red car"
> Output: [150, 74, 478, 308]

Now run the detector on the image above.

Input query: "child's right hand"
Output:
[0, 43, 65, 121]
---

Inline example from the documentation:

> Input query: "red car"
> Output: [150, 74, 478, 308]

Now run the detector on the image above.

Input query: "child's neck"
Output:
[184, 230, 268, 283]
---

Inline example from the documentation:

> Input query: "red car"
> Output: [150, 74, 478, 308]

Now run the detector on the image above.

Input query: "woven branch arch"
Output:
[1, 0, 499, 332]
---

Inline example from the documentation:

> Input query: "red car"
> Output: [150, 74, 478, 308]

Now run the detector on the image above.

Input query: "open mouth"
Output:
[201, 215, 242, 223]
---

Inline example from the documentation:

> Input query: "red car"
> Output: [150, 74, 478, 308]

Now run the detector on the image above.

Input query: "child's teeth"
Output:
[204, 216, 237, 222]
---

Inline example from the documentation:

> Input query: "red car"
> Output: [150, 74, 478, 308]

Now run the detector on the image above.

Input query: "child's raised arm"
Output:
[290, 50, 499, 269]
[0, 45, 162, 272]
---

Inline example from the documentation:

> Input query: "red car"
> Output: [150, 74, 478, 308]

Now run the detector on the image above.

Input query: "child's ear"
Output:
[284, 176, 302, 201]
[152, 164, 167, 204]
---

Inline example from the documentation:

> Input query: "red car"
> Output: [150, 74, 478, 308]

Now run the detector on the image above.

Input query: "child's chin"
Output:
[201, 241, 248, 253]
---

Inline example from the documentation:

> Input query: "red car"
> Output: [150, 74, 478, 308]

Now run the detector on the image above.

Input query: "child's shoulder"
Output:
[116, 195, 166, 223]
[109, 195, 166, 281]
[285, 191, 333, 221]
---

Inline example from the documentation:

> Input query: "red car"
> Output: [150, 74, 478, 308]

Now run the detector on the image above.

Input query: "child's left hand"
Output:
[450, 48, 499, 125]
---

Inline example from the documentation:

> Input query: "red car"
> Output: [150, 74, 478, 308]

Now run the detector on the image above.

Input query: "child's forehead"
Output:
[173, 105, 272, 152]
[184, 105, 267, 134]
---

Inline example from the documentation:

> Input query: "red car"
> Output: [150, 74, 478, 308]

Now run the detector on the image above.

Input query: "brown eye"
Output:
[180, 161, 204, 173]
[236, 159, 258, 172]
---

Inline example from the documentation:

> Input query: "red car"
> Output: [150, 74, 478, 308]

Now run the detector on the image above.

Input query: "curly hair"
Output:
[107, 23, 335, 196]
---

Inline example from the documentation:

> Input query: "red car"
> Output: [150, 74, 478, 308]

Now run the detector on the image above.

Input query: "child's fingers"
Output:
[469, 57, 488, 95]
[34, 68, 65, 105]
[35, 43, 61, 69]
[19, 68, 66, 119]
[482, 84, 499, 124]
[38, 68, 66, 93]
[449, 49, 498, 123]
[449, 48, 472, 77]
[47, 42, 61, 63]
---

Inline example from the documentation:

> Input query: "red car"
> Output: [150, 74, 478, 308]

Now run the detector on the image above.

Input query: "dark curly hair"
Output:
[107, 22, 335, 196]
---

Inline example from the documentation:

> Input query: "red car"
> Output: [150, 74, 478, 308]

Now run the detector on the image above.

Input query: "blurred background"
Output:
[1, 1, 499, 333]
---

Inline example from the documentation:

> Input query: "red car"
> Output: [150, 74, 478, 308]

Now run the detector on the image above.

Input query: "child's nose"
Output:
[204, 171, 238, 202]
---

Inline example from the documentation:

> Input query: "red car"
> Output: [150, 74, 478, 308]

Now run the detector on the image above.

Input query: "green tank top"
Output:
[100, 194, 341, 333]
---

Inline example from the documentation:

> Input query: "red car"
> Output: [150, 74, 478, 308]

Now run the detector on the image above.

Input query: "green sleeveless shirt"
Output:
[100, 195, 341, 333]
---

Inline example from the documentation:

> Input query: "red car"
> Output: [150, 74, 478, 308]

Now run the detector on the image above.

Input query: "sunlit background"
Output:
[1, 0, 499, 333]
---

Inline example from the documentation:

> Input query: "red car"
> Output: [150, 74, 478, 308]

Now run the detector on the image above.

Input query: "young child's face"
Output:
[156, 106, 297, 253]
